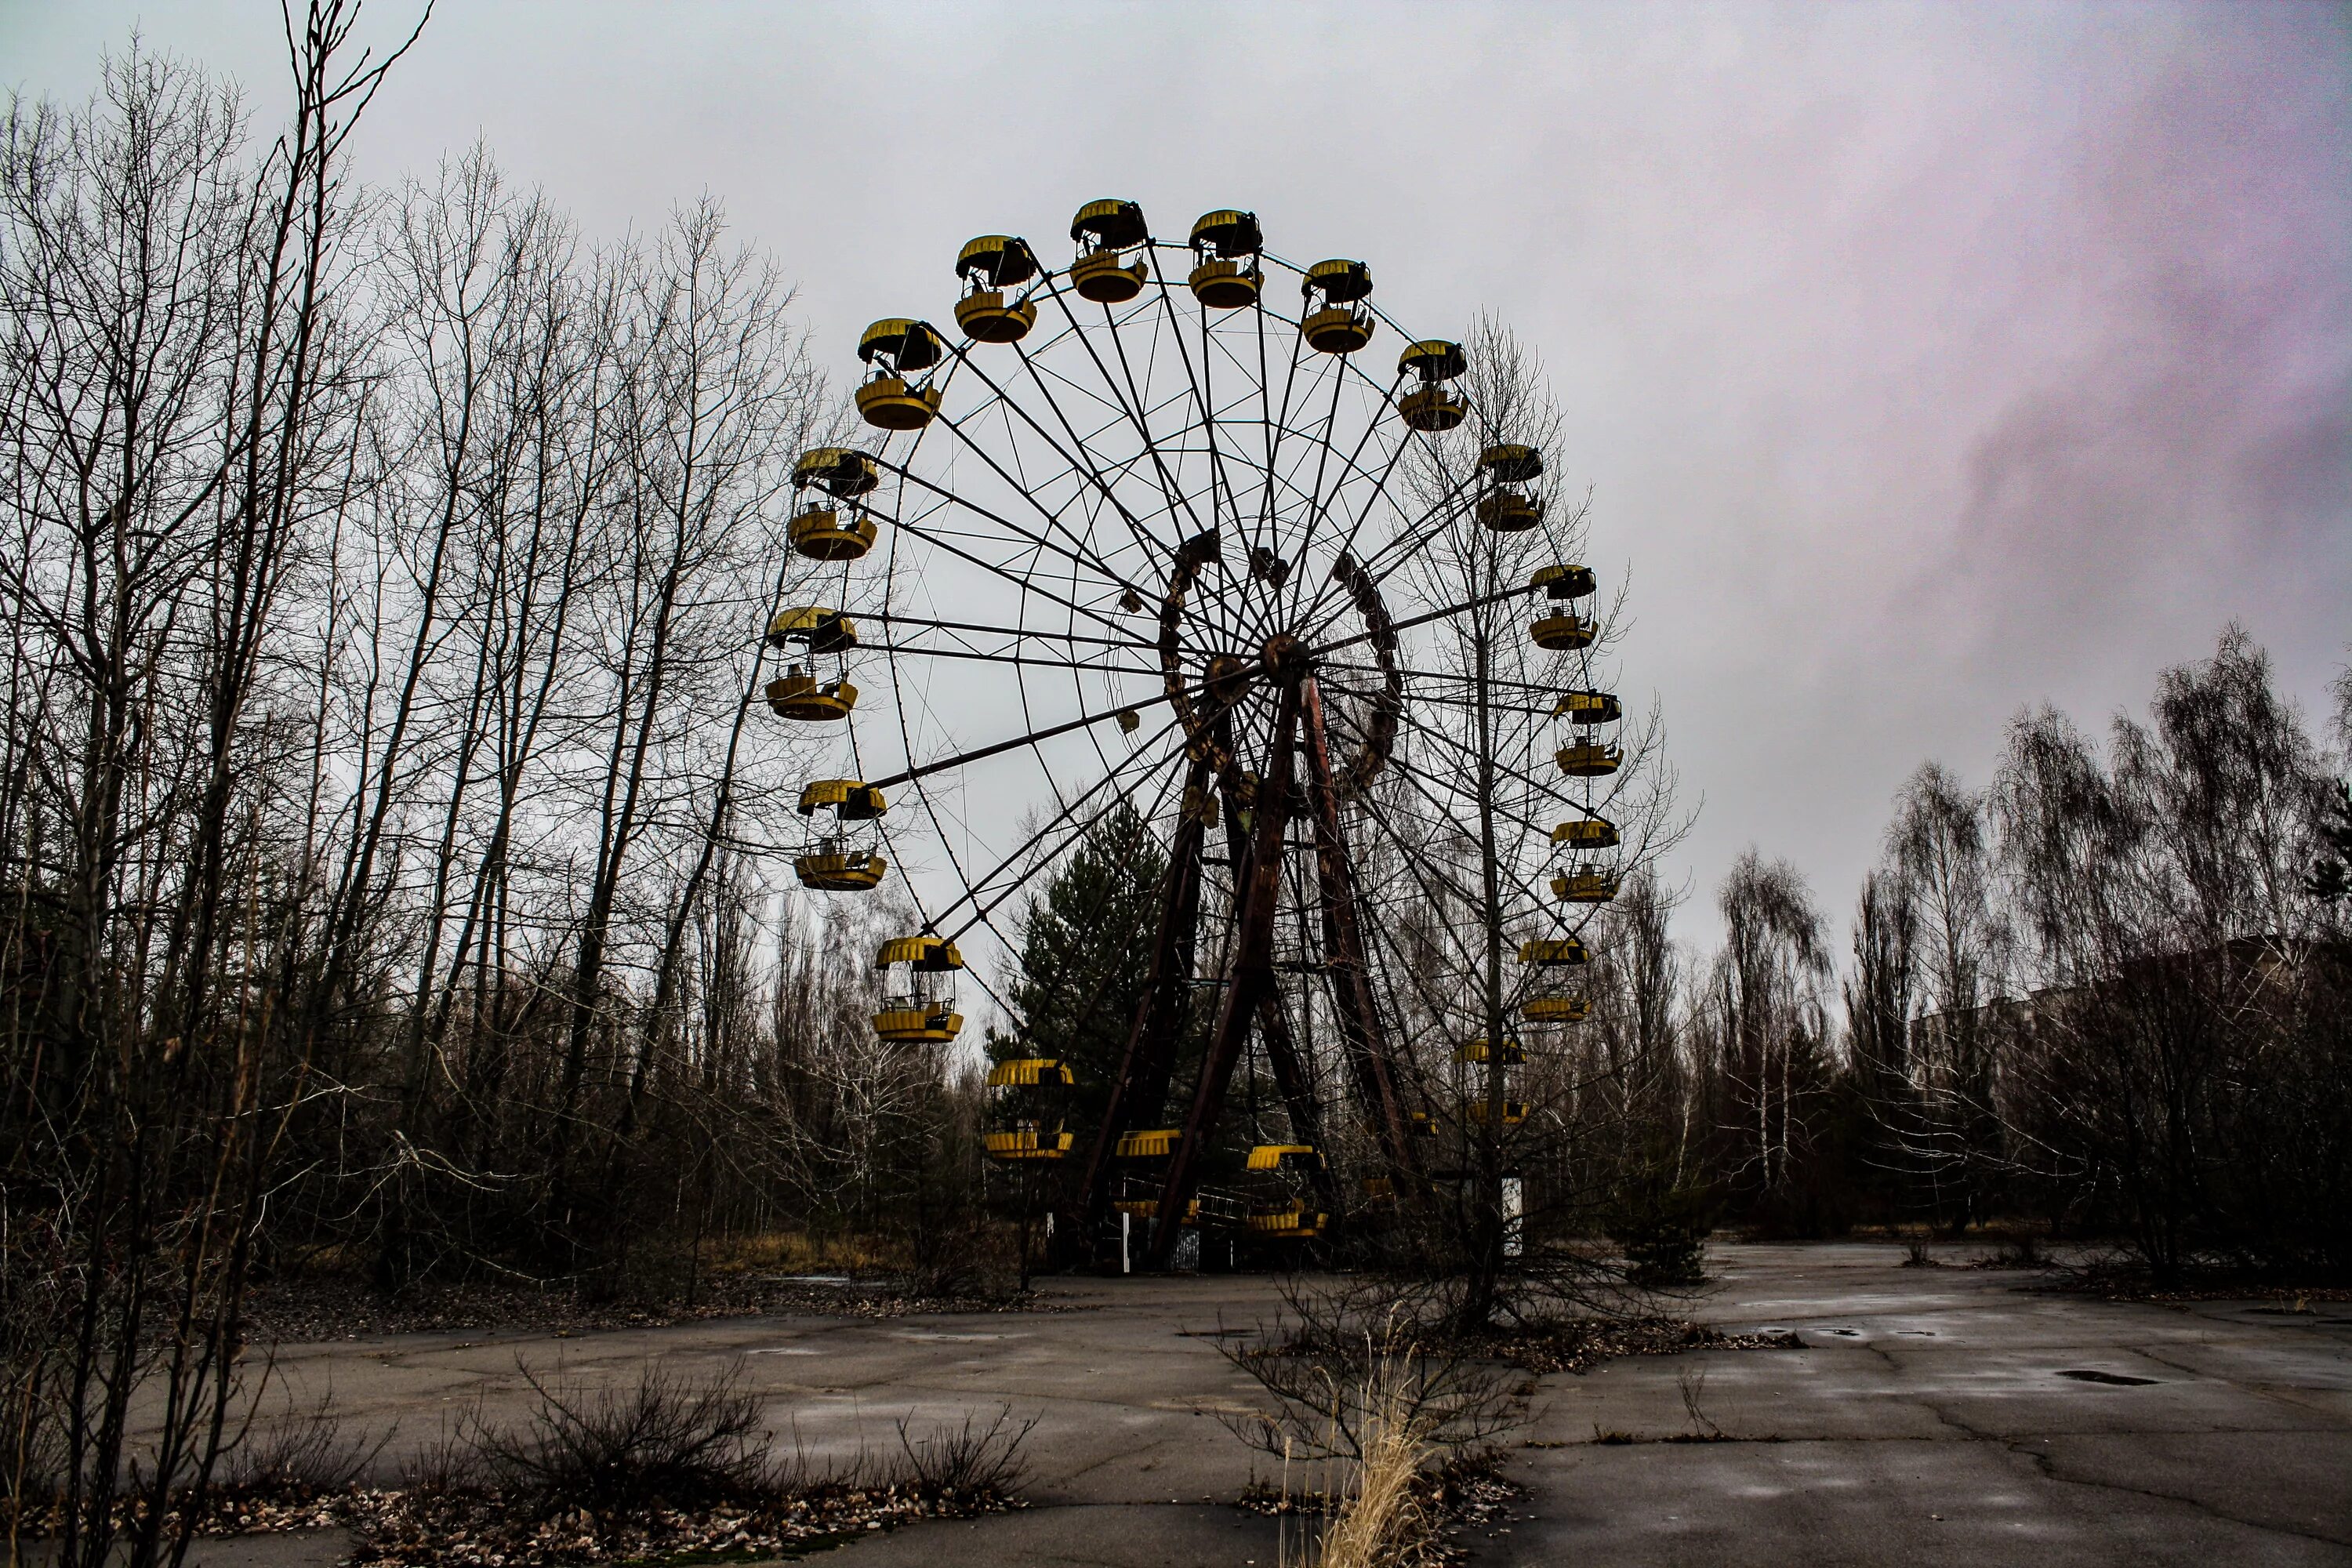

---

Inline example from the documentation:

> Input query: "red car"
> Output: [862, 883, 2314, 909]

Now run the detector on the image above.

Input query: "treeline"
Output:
[4, 2, 1008, 1428]
[1573, 630, 2352, 1279]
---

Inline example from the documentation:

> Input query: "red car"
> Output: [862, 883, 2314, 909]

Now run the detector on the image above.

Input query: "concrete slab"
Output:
[1478, 1243, 2352, 1566]
[129, 1244, 2351, 1566]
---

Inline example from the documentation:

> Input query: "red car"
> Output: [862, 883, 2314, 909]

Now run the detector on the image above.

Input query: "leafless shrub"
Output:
[1220, 1282, 1522, 1467]
[397, 1401, 490, 1498]
[891, 1406, 1036, 1497]
[1675, 1362, 1723, 1439]
[469, 1363, 771, 1512]
[216, 1388, 392, 1497]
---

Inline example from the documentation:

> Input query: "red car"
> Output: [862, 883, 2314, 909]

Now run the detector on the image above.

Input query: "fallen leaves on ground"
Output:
[1472, 1317, 1804, 1375]
[239, 1274, 1078, 1343]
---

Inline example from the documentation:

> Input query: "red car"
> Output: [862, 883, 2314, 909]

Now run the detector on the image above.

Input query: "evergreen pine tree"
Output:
[995, 804, 1171, 1136]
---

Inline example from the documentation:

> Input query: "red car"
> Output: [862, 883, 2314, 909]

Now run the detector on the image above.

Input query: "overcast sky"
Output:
[8, 0, 2348, 949]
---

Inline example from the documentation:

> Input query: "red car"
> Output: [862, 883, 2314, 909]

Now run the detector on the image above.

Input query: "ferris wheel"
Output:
[762, 199, 1618, 1268]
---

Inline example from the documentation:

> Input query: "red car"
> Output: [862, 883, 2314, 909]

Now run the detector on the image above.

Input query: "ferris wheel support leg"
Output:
[1216, 804, 1334, 1206]
[1300, 679, 1425, 1185]
[1252, 993, 1340, 1218]
[1147, 682, 1303, 1270]
[1064, 755, 1212, 1264]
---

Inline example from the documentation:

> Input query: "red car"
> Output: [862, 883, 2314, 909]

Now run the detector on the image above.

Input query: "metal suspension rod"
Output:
[938, 710, 1191, 941]
[862, 665, 1261, 792]
[1305, 576, 1541, 661]
[875, 641, 1166, 679]
[862, 608, 1157, 652]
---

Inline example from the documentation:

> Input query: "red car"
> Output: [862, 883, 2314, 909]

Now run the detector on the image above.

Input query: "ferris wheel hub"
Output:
[1258, 633, 1309, 680]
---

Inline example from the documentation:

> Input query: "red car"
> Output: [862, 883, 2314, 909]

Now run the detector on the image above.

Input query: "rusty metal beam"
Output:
[1069, 751, 1213, 1254]
[1147, 676, 1302, 1267]
[1300, 677, 1422, 1181]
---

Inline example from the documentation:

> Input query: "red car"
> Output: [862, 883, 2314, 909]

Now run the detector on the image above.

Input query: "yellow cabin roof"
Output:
[799, 779, 886, 816]
[793, 447, 880, 498]
[767, 606, 858, 645]
[987, 1058, 1072, 1087]
[956, 234, 1037, 288]
[1519, 938, 1589, 966]
[1303, 258, 1374, 302]
[877, 934, 963, 971]
[1482, 443, 1544, 481]
[858, 318, 944, 372]
[1245, 1143, 1318, 1171]
[1071, 198, 1148, 249]
[1554, 689, 1621, 720]
[1399, 339, 1466, 379]
[1188, 209, 1262, 256]
[1553, 815, 1619, 846]
[1532, 563, 1596, 597]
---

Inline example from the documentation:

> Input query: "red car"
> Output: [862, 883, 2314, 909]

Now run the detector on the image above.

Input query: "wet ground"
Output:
[172, 1242, 2350, 1566]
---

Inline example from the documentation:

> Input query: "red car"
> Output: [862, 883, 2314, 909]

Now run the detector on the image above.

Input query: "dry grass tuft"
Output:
[1294, 1380, 1436, 1568]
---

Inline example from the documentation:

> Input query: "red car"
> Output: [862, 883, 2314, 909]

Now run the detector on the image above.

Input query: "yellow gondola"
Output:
[1188, 209, 1263, 308]
[1555, 690, 1621, 724]
[764, 670, 856, 721]
[1519, 937, 1589, 967]
[1069, 198, 1149, 303]
[985, 1057, 1073, 1159]
[1115, 1128, 1180, 1159]
[794, 446, 881, 497]
[1522, 994, 1592, 1024]
[1396, 339, 1467, 431]
[766, 605, 860, 720]
[1301, 259, 1374, 354]
[789, 506, 877, 561]
[985, 1129, 1073, 1160]
[1243, 1145, 1325, 1239]
[1247, 1203, 1327, 1238]
[1453, 1039, 1525, 1064]
[787, 448, 881, 562]
[873, 934, 964, 1044]
[1465, 1098, 1528, 1126]
[1478, 489, 1541, 531]
[1533, 612, 1595, 651]
[954, 235, 1040, 343]
[793, 779, 887, 891]
[765, 606, 858, 655]
[1556, 739, 1622, 776]
[855, 318, 946, 430]
[1553, 815, 1620, 851]
[1479, 443, 1544, 484]
[1532, 562, 1596, 600]
[1554, 867, 1621, 903]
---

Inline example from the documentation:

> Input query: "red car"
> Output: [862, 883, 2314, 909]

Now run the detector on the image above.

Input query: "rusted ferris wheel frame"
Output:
[771, 200, 1607, 1269]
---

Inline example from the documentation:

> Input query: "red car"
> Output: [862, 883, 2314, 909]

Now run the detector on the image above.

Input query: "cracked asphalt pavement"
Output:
[1483, 1243, 2352, 1566]
[180, 1243, 2348, 1566]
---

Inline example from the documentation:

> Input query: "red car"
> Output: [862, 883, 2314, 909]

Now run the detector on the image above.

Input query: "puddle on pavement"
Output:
[890, 1330, 1013, 1342]
[2056, 1368, 2158, 1386]
[749, 1347, 822, 1356]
